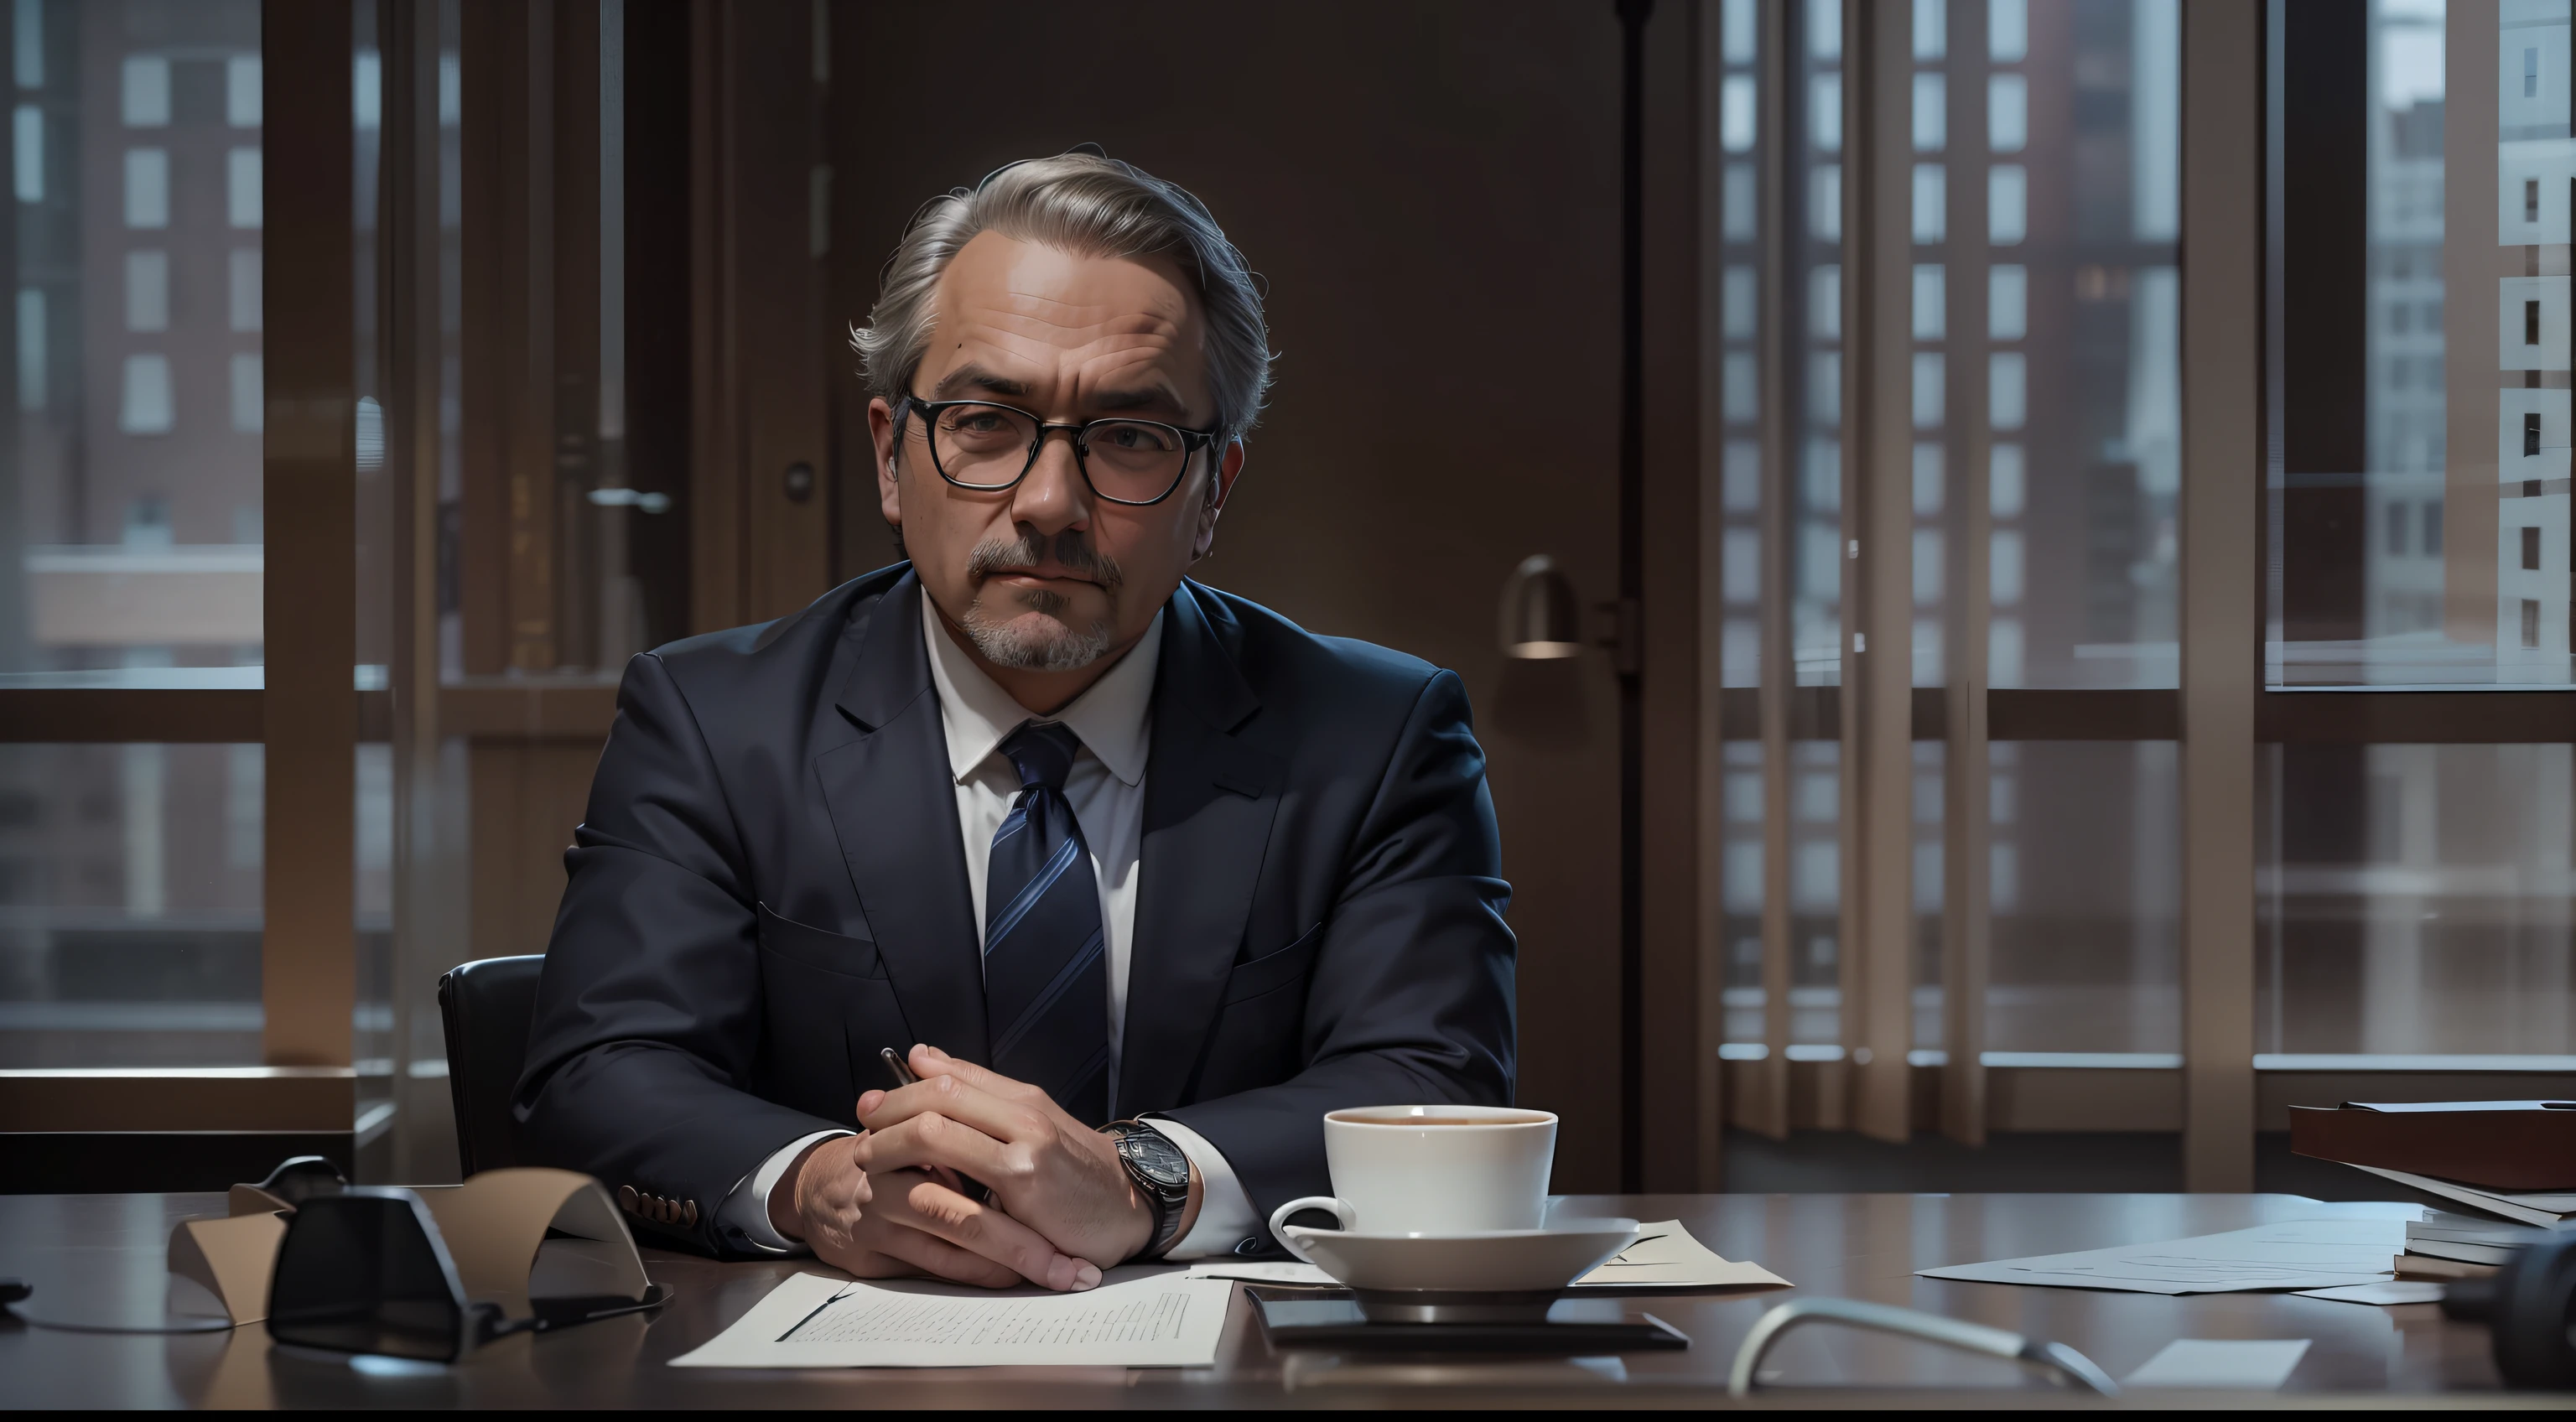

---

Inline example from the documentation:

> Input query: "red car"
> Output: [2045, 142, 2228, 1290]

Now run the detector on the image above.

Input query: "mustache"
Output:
[966, 529, 1124, 589]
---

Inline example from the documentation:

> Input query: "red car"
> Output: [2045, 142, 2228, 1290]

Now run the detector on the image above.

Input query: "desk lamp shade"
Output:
[1500, 554, 1583, 659]
[267, 1190, 481, 1362]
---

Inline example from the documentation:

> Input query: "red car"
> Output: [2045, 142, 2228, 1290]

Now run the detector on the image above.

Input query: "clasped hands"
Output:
[770, 1044, 1197, 1292]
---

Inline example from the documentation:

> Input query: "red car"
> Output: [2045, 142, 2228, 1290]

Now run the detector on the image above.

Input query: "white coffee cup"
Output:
[1267, 1105, 1557, 1247]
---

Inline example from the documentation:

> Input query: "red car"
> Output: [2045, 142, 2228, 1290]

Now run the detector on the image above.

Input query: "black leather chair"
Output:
[435, 954, 545, 1178]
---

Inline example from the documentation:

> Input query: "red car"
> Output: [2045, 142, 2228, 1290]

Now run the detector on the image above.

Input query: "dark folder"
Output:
[2288, 1100, 2576, 1191]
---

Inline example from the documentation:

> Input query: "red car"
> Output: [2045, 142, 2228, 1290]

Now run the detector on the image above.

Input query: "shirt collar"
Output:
[919, 594, 1160, 789]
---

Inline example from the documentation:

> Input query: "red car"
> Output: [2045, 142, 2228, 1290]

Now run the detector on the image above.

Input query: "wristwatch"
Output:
[1101, 1119, 1192, 1259]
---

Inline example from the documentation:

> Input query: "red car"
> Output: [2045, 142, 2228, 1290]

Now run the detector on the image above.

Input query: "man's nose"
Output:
[1010, 428, 1092, 535]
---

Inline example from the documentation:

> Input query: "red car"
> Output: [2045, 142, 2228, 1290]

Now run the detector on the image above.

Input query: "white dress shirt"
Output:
[715, 597, 1258, 1258]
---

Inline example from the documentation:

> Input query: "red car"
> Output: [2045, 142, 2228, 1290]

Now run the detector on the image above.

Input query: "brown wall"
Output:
[467, 740, 603, 962]
[827, 0, 1634, 1188]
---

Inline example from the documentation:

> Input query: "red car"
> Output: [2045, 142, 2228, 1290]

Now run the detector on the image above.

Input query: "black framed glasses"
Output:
[896, 395, 1222, 506]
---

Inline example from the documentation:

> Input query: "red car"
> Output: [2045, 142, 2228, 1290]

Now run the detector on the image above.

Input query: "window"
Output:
[229, 353, 261, 433]
[0, 745, 265, 1068]
[124, 250, 167, 332]
[2261, 1, 2576, 1078]
[1707, 0, 2191, 1106]
[119, 56, 168, 127]
[123, 147, 167, 228]
[2, 3, 267, 1076]
[225, 55, 260, 127]
[228, 248, 260, 331]
[2278, 1, 2575, 688]
[226, 148, 260, 229]
[11, 103, 38, 202]
[118, 353, 173, 434]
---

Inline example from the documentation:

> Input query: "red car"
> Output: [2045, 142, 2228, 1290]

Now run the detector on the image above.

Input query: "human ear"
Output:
[870, 397, 904, 532]
[1190, 439, 1245, 562]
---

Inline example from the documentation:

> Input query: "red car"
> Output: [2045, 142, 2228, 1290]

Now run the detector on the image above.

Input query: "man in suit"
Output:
[516, 150, 1515, 1290]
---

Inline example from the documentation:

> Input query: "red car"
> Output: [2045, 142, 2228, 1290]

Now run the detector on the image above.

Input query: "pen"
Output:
[877, 1047, 992, 1203]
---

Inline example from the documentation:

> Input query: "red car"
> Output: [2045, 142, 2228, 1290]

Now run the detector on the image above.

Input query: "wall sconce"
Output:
[1499, 554, 1639, 672]
[1499, 554, 1583, 659]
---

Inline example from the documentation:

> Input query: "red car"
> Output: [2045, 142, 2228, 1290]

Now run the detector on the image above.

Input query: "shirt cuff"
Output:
[717, 1129, 850, 1255]
[1144, 1116, 1259, 1259]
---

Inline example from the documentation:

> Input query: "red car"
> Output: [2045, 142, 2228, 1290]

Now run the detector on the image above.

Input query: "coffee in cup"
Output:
[1267, 1104, 1557, 1244]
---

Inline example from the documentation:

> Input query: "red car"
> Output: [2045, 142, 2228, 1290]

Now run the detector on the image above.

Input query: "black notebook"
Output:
[1249, 1289, 1689, 1353]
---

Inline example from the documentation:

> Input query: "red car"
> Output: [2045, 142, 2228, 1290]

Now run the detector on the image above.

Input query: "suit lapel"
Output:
[1119, 584, 1283, 1118]
[815, 573, 989, 1063]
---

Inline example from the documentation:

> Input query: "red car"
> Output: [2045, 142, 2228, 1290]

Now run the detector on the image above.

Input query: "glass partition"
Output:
[2268, 0, 2576, 686]
[3, 0, 265, 682]
[2259, 741, 2576, 1061]
[0, 742, 262, 1066]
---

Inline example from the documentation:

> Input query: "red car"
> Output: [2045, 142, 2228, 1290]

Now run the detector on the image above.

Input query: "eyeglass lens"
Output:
[927, 402, 1187, 502]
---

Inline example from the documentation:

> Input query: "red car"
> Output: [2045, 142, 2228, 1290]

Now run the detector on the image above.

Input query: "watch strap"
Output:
[1104, 1120, 1190, 1259]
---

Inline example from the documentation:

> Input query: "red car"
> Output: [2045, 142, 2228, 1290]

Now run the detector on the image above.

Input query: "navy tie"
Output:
[981, 721, 1109, 1125]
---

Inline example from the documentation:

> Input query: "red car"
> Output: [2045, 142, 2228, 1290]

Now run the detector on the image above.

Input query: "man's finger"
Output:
[863, 1221, 1022, 1290]
[872, 1172, 1098, 1291]
[910, 1043, 1055, 1108]
[860, 1072, 1047, 1144]
[858, 1112, 1016, 1182]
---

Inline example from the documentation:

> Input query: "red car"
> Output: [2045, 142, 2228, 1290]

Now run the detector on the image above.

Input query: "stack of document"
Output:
[2345, 1164, 2576, 1233]
[2404, 1209, 2567, 1267]
[2289, 1099, 2576, 1274]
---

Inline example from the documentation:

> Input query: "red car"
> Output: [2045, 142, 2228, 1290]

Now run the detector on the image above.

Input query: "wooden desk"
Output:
[0, 1191, 2540, 1407]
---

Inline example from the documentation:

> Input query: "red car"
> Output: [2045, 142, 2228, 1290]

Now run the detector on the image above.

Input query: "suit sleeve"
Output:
[512, 651, 845, 1257]
[1159, 669, 1515, 1240]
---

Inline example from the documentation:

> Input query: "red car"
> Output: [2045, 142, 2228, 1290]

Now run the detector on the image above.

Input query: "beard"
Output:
[958, 529, 1123, 672]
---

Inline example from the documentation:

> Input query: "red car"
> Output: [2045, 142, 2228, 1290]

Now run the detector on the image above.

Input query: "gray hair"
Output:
[852, 152, 1273, 443]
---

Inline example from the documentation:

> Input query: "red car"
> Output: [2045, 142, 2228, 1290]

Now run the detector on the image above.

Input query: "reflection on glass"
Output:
[1794, 0, 1841, 688]
[2260, 744, 2576, 1061]
[2272, 1, 2576, 686]
[1918, 0, 2179, 693]
[1910, 741, 1944, 1050]
[0, 744, 262, 1066]
[1716, 740, 1846, 1054]
[1983, 740, 2179, 1054]
[6, 0, 265, 678]
[1722, 740, 1763, 1045]
[1716, 0, 1760, 692]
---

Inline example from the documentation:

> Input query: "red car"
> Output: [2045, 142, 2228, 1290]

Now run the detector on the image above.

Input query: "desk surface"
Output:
[0, 1191, 2545, 1407]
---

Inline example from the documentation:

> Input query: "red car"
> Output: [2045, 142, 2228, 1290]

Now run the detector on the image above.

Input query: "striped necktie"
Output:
[981, 720, 1109, 1124]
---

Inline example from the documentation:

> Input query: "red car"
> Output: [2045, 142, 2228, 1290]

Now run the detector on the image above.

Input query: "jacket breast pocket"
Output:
[1221, 922, 1324, 1006]
[756, 902, 886, 980]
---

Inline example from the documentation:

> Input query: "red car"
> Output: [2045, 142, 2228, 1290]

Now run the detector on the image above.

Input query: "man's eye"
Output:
[1099, 423, 1175, 451]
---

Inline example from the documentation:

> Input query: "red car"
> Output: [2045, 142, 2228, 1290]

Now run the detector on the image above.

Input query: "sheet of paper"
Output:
[2402, 1238, 2513, 1266]
[667, 1268, 1232, 1368]
[2410, 1209, 2558, 1246]
[1916, 1218, 2402, 1295]
[1183, 1220, 1788, 1291]
[1573, 1220, 1791, 1288]
[2350, 1165, 2576, 1228]
[1186, 1259, 1335, 1286]
[2393, 1253, 2495, 1280]
[2294, 1281, 2446, 1306]
[2122, 1338, 2310, 1389]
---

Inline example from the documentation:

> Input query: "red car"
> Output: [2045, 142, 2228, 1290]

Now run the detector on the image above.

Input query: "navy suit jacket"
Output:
[513, 565, 1517, 1257]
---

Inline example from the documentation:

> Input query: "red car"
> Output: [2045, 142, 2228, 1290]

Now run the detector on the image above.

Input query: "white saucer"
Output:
[1275, 1217, 1640, 1295]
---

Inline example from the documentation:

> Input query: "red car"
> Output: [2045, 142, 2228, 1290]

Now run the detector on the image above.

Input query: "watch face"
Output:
[1122, 1130, 1190, 1188]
